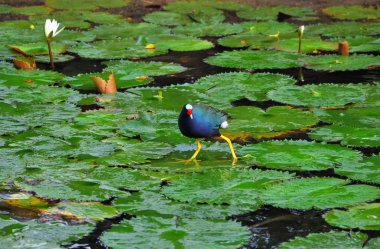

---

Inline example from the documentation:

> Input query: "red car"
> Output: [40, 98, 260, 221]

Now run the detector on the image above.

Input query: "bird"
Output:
[178, 103, 237, 163]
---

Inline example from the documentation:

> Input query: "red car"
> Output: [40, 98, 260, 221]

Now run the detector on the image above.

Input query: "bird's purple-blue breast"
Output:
[178, 104, 226, 138]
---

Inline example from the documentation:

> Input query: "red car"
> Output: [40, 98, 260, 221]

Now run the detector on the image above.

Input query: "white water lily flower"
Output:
[44, 19, 64, 39]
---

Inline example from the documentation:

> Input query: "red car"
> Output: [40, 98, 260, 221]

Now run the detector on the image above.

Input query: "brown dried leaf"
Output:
[91, 71, 117, 94]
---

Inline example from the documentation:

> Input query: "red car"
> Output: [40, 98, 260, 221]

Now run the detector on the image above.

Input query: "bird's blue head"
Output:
[185, 104, 193, 119]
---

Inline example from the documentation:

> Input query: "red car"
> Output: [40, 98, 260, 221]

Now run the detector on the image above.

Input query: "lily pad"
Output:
[11, 6, 51, 16]
[312, 107, 380, 128]
[114, 190, 245, 219]
[205, 50, 303, 69]
[303, 54, 380, 71]
[146, 34, 214, 52]
[162, 169, 294, 212]
[322, 5, 380, 20]
[173, 23, 245, 37]
[240, 140, 362, 171]
[45, 0, 130, 10]
[277, 231, 369, 249]
[335, 155, 380, 184]
[273, 37, 337, 53]
[86, 22, 171, 40]
[68, 39, 168, 59]
[101, 216, 249, 249]
[0, 68, 64, 87]
[0, 213, 93, 249]
[192, 72, 296, 107]
[218, 33, 280, 48]
[237, 6, 317, 21]
[268, 84, 366, 107]
[324, 203, 380, 230]
[225, 107, 318, 141]
[47, 202, 119, 222]
[261, 177, 380, 209]
[307, 22, 380, 37]
[143, 11, 191, 26]
[309, 125, 380, 147]
[163, 0, 249, 12]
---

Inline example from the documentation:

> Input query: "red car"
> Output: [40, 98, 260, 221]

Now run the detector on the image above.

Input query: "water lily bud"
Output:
[44, 19, 65, 39]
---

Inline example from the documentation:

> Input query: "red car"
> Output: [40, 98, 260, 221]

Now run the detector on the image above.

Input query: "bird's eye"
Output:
[185, 104, 192, 110]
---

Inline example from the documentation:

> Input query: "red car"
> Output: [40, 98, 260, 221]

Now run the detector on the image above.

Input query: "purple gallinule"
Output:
[178, 104, 237, 162]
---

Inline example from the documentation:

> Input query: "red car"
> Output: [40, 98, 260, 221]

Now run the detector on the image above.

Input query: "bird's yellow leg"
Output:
[220, 135, 238, 163]
[186, 139, 202, 163]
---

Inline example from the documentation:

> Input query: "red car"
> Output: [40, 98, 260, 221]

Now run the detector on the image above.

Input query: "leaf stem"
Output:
[46, 38, 55, 70]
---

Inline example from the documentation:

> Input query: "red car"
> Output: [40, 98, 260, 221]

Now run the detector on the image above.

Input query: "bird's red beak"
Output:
[187, 109, 193, 119]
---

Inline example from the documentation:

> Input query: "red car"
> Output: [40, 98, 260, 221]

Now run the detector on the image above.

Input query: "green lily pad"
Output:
[0, 148, 29, 183]
[335, 155, 380, 184]
[47, 202, 118, 222]
[45, 0, 130, 10]
[133, 142, 246, 173]
[225, 107, 318, 141]
[322, 5, 380, 20]
[9, 42, 66, 56]
[205, 50, 303, 69]
[173, 23, 245, 37]
[312, 107, 380, 128]
[240, 140, 362, 171]
[95, 137, 173, 166]
[324, 203, 380, 230]
[237, 6, 317, 21]
[261, 177, 380, 210]
[328, 36, 380, 53]
[273, 37, 337, 53]
[0, 85, 82, 105]
[143, 11, 191, 26]
[0, 4, 12, 14]
[101, 215, 249, 249]
[68, 39, 168, 59]
[0, 68, 64, 87]
[303, 54, 380, 71]
[309, 125, 380, 147]
[355, 83, 380, 107]
[268, 84, 366, 107]
[192, 72, 296, 107]
[277, 231, 369, 249]
[11, 6, 51, 15]
[114, 190, 245, 219]
[86, 22, 171, 40]
[0, 213, 93, 248]
[307, 22, 380, 37]
[34, 54, 75, 63]
[218, 33, 281, 49]
[146, 34, 214, 52]
[163, 0, 249, 13]
[162, 169, 294, 212]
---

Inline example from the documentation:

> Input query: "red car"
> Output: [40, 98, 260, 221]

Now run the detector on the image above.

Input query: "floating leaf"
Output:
[68, 39, 168, 59]
[218, 33, 279, 48]
[0, 213, 93, 248]
[273, 37, 337, 53]
[0, 68, 64, 87]
[324, 203, 380, 230]
[163, 0, 250, 12]
[205, 50, 303, 69]
[240, 140, 362, 171]
[309, 125, 380, 147]
[101, 215, 249, 249]
[303, 54, 380, 71]
[192, 72, 296, 107]
[146, 34, 214, 52]
[322, 5, 380, 20]
[173, 23, 245, 37]
[268, 84, 366, 107]
[143, 11, 191, 26]
[47, 202, 118, 222]
[86, 22, 170, 40]
[312, 107, 380, 128]
[277, 231, 369, 249]
[114, 190, 245, 219]
[261, 177, 380, 209]
[328, 36, 380, 53]
[237, 6, 317, 21]
[96, 137, 173, 166]
[355, 83, 380, 107]
[45, 0, 130, 10]
[162, 169, 294, 212]
[11, 6, 51, 15]
[307, 22, 380, 37]
[335, 155, 380, 184]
